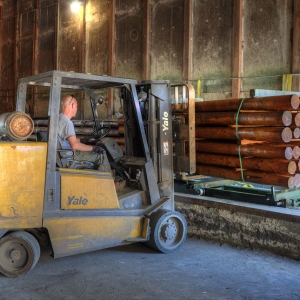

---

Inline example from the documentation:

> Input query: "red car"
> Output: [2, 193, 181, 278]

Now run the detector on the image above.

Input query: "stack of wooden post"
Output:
[195, 94, 300, 188]
[30, 117, 125, 152]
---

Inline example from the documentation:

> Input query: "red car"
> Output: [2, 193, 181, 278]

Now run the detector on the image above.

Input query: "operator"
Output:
[58, 94, 111, 172]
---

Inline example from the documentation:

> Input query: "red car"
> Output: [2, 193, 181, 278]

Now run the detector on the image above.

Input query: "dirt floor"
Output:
[1, 238, 300, 300]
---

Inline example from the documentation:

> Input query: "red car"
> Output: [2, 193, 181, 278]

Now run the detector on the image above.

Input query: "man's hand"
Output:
[68, 135, 94, 152]
[92, 145, 106, 154]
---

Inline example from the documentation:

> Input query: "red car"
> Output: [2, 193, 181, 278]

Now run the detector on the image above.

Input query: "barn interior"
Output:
[0, 0, 300, 299]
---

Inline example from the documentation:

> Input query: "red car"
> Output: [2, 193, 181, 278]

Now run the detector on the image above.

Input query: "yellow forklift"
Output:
[0, 71, 187, 277]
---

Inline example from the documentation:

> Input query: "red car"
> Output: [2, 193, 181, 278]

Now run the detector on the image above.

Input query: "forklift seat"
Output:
[36, 132, 94, 169]
[56, 149, 94, 169]
[57, 138, 94, 169]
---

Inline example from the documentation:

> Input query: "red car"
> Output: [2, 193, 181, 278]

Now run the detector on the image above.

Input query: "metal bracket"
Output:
[0, 230, 8, 239]
[144, 197, 170, 218]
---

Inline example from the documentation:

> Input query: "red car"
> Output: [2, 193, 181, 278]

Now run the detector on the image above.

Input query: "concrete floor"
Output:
[1, 238, 300, 300]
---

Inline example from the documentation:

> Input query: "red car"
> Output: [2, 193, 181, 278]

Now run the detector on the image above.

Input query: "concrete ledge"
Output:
[175, 193, 300, 260]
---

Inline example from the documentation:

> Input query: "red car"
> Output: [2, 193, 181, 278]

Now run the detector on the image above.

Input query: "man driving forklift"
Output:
[58, 94, 110, 172]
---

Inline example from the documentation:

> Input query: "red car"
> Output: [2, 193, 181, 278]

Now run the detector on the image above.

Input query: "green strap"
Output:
[235, 98, 246, 139]
[238, 145, 245, 182]
[236, 98, 246, 181]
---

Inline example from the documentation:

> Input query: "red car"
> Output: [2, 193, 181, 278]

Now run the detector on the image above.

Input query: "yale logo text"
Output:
[68, 196, 88, 205]
[162, 111, 169, 131]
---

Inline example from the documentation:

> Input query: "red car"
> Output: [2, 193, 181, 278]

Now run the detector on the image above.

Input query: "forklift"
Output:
[0, 70, 187, 277]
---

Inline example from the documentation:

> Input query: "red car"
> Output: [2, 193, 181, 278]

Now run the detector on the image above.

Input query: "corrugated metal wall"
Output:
[0, 0, 296, 118]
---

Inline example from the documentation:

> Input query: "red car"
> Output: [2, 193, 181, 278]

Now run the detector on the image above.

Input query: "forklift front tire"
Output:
[0, 231, 40, 277]
[145, 209, 187, 254]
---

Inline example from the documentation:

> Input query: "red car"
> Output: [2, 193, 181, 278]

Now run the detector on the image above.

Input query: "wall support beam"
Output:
[78, 0, 86, 119]
[232, 0, 243, 98]
[32, 0, 39, 117]
[0, 4, 2, 94]
[107, 0, 115, 117]
[14, 0, 20, 98]
[33, 0, 39, 75]
[292, 0, 300, 91]
[55, 0, 60, 70]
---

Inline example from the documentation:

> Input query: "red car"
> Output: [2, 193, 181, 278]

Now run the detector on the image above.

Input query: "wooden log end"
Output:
[288, 176, 295, 189]
[285, 147, 293, 160]
[282, 127, 293, 143]
[282, 111, 292, 126]
[295, 113, 300, 127]
[294, 174, 300, 187]
[117, 117, 124, 126]
[291, 94, 300, 109]
[293, 146, 300, 159]
[294, 128, 300, 139]
[288, 161, 297, 174]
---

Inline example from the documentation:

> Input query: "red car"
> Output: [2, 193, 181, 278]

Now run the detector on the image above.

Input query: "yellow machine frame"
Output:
[0, 71, 187, 277]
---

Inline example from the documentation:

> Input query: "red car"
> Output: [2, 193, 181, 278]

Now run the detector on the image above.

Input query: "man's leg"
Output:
[96, 153, 111, 172]
[74, 151, 111, 172]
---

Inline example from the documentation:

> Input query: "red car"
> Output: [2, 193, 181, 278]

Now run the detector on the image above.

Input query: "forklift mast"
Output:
[123, 80, 174, 205]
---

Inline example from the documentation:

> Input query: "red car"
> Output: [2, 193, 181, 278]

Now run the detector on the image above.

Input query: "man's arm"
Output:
[68, 135, 93, 151]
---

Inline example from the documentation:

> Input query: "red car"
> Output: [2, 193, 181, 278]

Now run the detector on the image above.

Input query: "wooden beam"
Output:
[292, 0, 300, 91]
[0, 3, 2, 92]
[55, 0, 60, 70]
[32, 0, 39, 118]
[232, 0, 243, 98]
[142, 0, 150, 80]
[14, 0, 20, 100]
[183, 0, 192, 81]
[33, 0, 39, 75]
[108, 0, 115, 76]
[78, 0, 86, 119]
[107, 0, 115, 117]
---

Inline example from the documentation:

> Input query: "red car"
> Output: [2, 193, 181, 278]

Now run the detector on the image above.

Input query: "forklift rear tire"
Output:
[145, 209, 187, 253]
[0, 231, 40, 277]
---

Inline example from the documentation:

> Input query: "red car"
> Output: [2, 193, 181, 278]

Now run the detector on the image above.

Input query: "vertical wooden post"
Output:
[107, 0, 115, 76]
[14, 0, 20, 97]
[142, 0, 150, 80]
[78, 0, 86, 119]
[33, 0, 39, 75]
[183, 0, 192, 81]
[55, 0, 60, 70]
[292, 0, 300, 91]
[232, 0, 243, 98]
[0, 3, 2, 92]
[32, 0, 39, 117]
[107, 0, 116, 117]
[107, 0, 115, 117]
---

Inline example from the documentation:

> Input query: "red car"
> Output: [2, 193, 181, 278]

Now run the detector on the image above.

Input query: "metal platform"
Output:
[175, 178, 300, 209]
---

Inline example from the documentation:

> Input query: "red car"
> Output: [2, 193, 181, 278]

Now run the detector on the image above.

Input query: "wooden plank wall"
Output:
[0, 0, 298, 118]
[150, 0, 184, 81]
[1, 1, 16, 113]
[243, 0, 293, 95]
